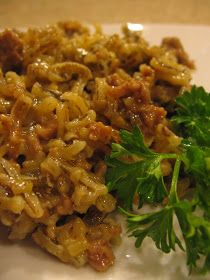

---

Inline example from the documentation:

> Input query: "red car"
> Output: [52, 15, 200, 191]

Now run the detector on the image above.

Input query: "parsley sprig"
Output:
[106, 127, 177, 209]
[106, 86, 210, 274]
[172, 86, 210, 146]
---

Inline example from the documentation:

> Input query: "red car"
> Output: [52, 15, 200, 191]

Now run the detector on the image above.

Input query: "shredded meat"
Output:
[89, 122, 112, 143]
[0, 30, 23, 72]
[107, 77, 151, 102]
[87, 239, 115, 271]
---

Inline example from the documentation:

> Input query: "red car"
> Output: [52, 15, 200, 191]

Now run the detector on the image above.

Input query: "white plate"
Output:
[0, 24, 210, 280]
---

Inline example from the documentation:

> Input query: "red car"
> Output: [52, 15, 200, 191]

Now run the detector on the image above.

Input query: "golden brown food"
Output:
[0, 21, 193, 271]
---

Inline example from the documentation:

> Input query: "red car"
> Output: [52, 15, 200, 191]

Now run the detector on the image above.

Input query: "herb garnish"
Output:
[106, 86, 210, 274]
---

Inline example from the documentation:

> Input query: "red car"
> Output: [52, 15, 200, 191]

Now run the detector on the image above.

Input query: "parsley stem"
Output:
[169, 157, 181, 204]
[160, 153, 177, 160]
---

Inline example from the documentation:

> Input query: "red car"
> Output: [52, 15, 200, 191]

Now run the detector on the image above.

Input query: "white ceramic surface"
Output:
[0, 24, 210, 280]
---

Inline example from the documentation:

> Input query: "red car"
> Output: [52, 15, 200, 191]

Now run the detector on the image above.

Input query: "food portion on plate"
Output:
[0, 21, 209, 275]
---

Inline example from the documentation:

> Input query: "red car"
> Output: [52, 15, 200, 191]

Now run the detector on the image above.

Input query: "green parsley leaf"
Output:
[113, 127, 154, 158]
[181, 140, 210, 218]
[122, 157, 210, 273]
[172, 86, 210, 146]
[121, 206, 183, 253]
[106, 127, 171, 209]
[106, 158, 143, 209]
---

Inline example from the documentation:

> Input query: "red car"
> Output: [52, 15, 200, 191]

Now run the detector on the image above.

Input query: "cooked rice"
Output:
[0, 21, 193, 271]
